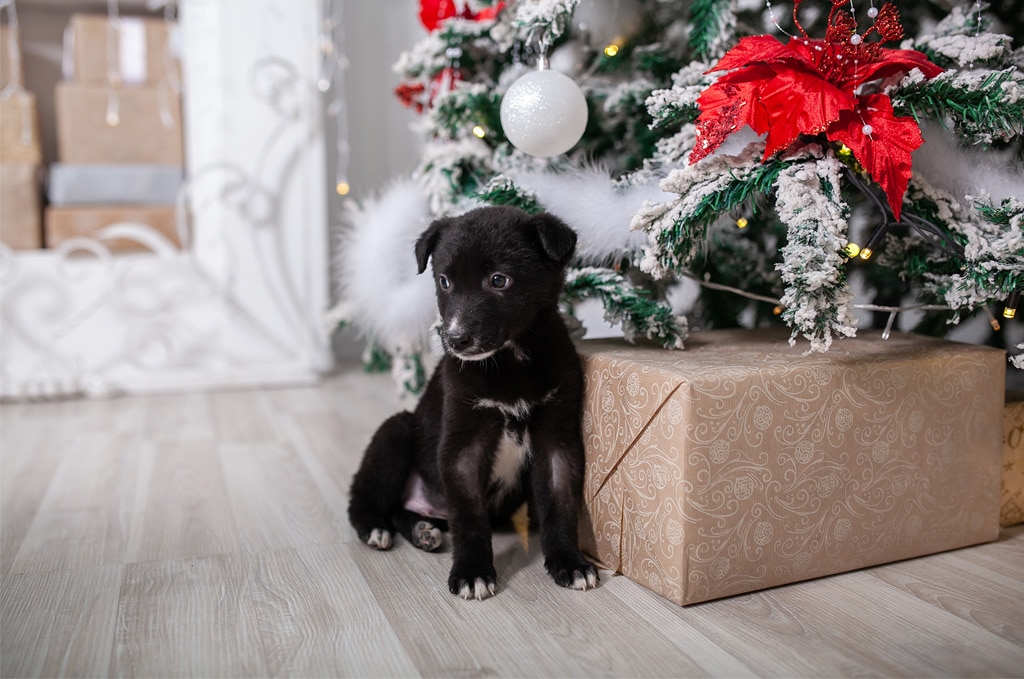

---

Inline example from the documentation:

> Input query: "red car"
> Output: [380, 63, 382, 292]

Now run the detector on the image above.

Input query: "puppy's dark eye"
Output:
[438, 274, 451, 290]
[489, 273, 511, 290]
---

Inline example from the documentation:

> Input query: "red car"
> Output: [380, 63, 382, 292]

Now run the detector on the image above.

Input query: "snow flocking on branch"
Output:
[774, 155, 858, 352]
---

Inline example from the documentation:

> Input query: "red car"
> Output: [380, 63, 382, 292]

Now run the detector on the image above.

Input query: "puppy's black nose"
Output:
[446, 331, 473, 352]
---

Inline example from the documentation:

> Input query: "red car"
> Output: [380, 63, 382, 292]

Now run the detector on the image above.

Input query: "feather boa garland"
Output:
[333, 178, 438, 358]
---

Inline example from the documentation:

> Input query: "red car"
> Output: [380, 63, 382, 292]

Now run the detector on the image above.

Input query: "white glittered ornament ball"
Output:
[500, 69, 588, 157]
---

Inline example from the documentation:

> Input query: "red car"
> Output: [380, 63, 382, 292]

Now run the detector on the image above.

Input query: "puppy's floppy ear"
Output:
[414, 218, 448, 274]
[530, 212, 577, 266]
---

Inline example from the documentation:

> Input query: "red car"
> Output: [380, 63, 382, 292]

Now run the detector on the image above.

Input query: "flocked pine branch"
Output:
[774, 155, 858, 351]
[474, 176, 543, 213]
[504, 0, 580, 44]
[633, 144, 793, 279]
[892, 68, 1024, 145]
[688, 0, 737, 62]
[947, 194, 1024, 309]
[874, 179, 1023, 319]
[431, 83, 505, 141]
[418, 137, 494, 214]
[645, 62, 714, 131]
[563, 267, 688, 349]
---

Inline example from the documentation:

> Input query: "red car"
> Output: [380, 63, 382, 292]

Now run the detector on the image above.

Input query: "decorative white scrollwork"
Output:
[0, 0, 332, 400]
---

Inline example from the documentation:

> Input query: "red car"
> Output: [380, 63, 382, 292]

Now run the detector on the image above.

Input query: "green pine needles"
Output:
[894, 68, 1024, 145]
[564, 267, 688, 349]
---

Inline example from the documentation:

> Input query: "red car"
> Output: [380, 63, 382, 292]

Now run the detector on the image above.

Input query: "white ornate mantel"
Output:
[0, 0, 333, 399]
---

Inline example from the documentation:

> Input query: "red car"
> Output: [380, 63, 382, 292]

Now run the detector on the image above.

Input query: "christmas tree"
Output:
[334, 0, 1023, 391]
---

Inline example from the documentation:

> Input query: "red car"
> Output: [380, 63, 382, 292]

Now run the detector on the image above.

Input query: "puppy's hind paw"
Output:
[364, 528, 393, 550]
[412, 520, 443, 552]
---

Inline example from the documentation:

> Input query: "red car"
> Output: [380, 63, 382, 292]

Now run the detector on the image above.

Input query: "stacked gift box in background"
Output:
[45, 13, 184, 252]
[0, 22, 44, 249]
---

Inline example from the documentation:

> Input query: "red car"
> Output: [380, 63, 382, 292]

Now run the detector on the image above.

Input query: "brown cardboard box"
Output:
[0, 91, 43, 164]
[44, 205, 182, 252]
[65, 14, 180, 86]
[1, 25, 24, 90]
[579, 329, 1004, 606]
[0, 163, 42, 249]
[54, 82, 183, 164]
[1002, 395, 1024, 527]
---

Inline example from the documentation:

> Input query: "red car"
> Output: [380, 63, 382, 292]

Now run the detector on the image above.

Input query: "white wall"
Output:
[338, 0, 423, 201]
[331, 1, 425, 358]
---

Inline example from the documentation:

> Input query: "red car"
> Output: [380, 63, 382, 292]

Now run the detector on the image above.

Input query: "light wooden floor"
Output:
[2, 363, 1023, 678]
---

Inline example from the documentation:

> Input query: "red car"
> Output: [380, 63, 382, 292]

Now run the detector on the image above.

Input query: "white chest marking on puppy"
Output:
[475, 397, 533, 419]
[491, 429, 531, 494]
[473, 387, 558, 420]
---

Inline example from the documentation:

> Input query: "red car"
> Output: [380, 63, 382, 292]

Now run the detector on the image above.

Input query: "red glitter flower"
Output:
[691, 0, 943, 219]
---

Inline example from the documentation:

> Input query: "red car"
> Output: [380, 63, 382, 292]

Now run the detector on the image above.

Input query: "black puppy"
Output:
[348, 206, 598, 600]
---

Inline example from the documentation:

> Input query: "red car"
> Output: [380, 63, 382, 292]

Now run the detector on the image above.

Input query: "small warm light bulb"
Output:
[844, 242, 861, 258]
[736, 217, 748, 229]
[1004, 291, 1020, 319]
[773, 305, 783, 316]
[859, 247, 873, 260]
[336, 181, 350, 196]
[990, 317, 1002, 331]
[604, 43, 620, 57]
[472, 125, 486, 139]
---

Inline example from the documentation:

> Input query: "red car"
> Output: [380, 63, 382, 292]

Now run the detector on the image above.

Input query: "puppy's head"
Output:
[414, 206, 576, 361]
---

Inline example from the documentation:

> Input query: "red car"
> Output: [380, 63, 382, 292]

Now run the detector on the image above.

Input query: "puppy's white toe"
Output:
[570, 569, 599, 590]
[458, 578, 496, 600]
[367, 528, 392, 550]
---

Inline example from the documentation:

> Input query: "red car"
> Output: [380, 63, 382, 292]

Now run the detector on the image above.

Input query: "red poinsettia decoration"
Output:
[395, 68, 463, 113]
[419, 0, 505, 32]
[691, 0, 943, 219]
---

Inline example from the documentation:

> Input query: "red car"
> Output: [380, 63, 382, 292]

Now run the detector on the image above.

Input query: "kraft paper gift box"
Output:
[64, 14, 180, 86]
[578, 329, 1004, 606]
[1002, 394, 1024, 527]
[1, 25, 24, 90]
[0, 163, 43, 249]
[0, 91, 43, 164]
[47, 163, 183, 205]
[44, 205, 182, 252]
[55, 82, 183, 164]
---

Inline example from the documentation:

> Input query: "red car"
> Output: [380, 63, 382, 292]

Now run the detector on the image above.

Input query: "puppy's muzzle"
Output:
[445, 330, 473, 353]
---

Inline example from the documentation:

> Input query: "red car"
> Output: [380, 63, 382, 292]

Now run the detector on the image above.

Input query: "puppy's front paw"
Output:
[448, 565, 497, 600]
[364, 527, 393, 550]
[546, 553, 599, 591]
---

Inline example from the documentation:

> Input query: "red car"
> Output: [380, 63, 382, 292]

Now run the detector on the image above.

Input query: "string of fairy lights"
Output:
[320, 0, 351, 198]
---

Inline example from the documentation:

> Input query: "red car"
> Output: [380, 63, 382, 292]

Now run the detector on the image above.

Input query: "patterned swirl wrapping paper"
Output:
[1002, 396, 1024, 527]
[578, 329, 1005, 606]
